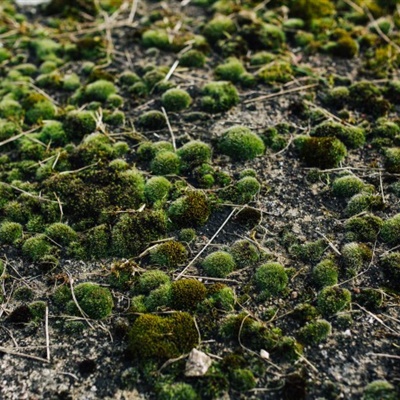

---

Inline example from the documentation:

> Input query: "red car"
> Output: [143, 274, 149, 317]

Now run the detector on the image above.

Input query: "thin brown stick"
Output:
[161, 107, 176, 151]
[244, 84, 318, 104]
[0, 346, 49, 363]
[45, 306, 50, 362]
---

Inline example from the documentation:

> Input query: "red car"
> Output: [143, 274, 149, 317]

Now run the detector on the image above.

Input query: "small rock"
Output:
[184, 348, 212, 377]
[260, 349, 270, 359]
[291, 291, 298, 299]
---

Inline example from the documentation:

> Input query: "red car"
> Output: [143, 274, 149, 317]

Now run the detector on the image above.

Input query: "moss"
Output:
[203, 15, 236, 43]
[14, 286, 34, 301]
[345, 192, 383, 217]
[119, 71, 141, 86]
[0, 221, 23, 244]
[332, 175, 371, 198]
[325, 86, 349, 109]
[384, 148, 400, 173]
[292, 303, 319, 323]
[112, 210, 167, 257]
[150, 240, 188, 268]
[327, 34, 358, 59]
[229, 239, 259, 268]
[297, 319, 332, 345]
[168, 191, 211, 228]
[229, 177, 261, 204]
[363, 380, 397, 400]
[371, 121, 400, 139]
[257, 61, 292, 84]
[38, 120, 68, 146]
[45, 222, 77, 246]
[31, 38, 62, 62]
[137, 110, 166, 130]
[84, 79, 116, 102]
[158, 383, 199, 400]
[349, 81, 389, 117]
[171, 279, 207, 310]
[317, 286, 351, 316]
[290, 0, 335, 22]
[29, 301, 47, 321]
[230, 368, 256, 392]
[179, 50, 206, 68]
[130, 295, 147, 313]
[208, 285, 235, 311]
[64, 110, 96, 141]
[22, 234, 54, 262]
[355, 288, 383, 311]
[150, 151, 180, 175]
[379, 252, 400, 290]
[177, 140, 212, 171]
[161, 88, 192, 112]
[202, 251, 236, 278]
[290, 239, 326, 264]
[144, 176, 171, 204]
[345, 214, 383, 242]
[312, 259, 338, 288]
[104, 110, 125, 126]
[127, 312, 198, 360]
[201, 81, 239, 113]
[23, 94, 56, 125]
[0, 119, 20, 142]
[381, 213, 400, 244]
[144, 283, 172, 311]
[108, 260, 136, 290]
[178, 228, 196, 243]
[294, 136, 347, 169]
[214, 57, 246, 84]
[0, 99, 23, 121]
[254, 262, 288, 298]
[142, 29, 170, 50]
[311, 121, 365, 149]
[72, 282, 113, 319]
[250, 51, 275, 66]
[218, 126, 265, 161]
[137, 141, 173, 161]
[53, 285, 72, 309]
[137, 270, 170, 295]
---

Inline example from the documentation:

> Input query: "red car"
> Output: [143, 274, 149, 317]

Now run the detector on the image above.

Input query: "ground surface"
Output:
[0, 1, 399, 399]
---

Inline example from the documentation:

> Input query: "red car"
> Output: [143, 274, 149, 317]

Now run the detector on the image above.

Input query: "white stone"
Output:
[260, 349, 270, 359]
[184, 348, 212, 377]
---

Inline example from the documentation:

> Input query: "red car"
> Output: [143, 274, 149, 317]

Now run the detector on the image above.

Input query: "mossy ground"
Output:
[0, 0, 399, 399]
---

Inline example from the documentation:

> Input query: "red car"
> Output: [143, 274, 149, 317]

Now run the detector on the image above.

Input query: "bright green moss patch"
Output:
[384, 148, 400, 173]
[332, 175, 371, 198]
[341, 242, 372, 276]
[45, 222, 77, 246]
[229, 240, 259, 268]
[381, 214, 400, 244]
[22, 234, 54, 262]
[161, 88, 192, 112]
[201, 81, 239, 113]
[144, 176, 171, 204]
[0, 221, 23, 244]
[71, 282, 113, 319]
[150, 151, 180, 175]
[177, 140, 212, 171]
[159, 383, 199, 400]
[363, 380, 397, 400]
[218, 126, 265, 161]
[345, 192, 383, 217]
[312, 259, 338, 288]
[214, 57, 246, 83]
[203, 15, 236, 43]
[202, 251, 236, 278]
[254, 262, 288, 297]
[317, 286, 351, 316]
[127, 312, 198, 360]
[297, 319, 332, 345]
[257, 61, 292, 84]
[345, 214, 383, 242]
[179, 50, 206, 68]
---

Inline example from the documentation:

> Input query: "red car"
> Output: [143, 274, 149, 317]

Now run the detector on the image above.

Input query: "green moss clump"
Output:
[256, 61, 292, 84]
[64, 110, 96, 141]
[202, 251, 236, 278]
[0, 99, 23, 121]
[177, 140, 212, 171]
[290, 0, 335, 22]
[379, 252, 400, 291]
[180, 50, 206, 68]
[72, 282, 113, 319]
[178, 228, 196, 243]
[31, 38, 62, 62]
[342, 242, 372, 276]
[345, 192, 383, 217]
[363, 380, 397, 400]
[84, 79, 116, 102]
[168, 191, 211, 228]
[137, 270, 170, 295]
[208, 284, 235, 311]
[22, 234, 54, 262]
[325, 86, 349, 109]
[381, 214, 400, 244]
[127, 312, 198, 360]
[328, 33, 359, 59]
[23, 94, 56, 125]
[112, 210, 167, 257]
[311, 121, 365, 149]
[0, 221, 23, 244]
[345, 214, 383, 242]
[312, 259, 338, 288]
[218, 126, 265, 161]
[0, 119, 20, 142]
[151, 151, 180, 175]
[171, 279, 207, 310]
[144, 283, 172, 311]
[137, 110, 166, 130]
[332, 175, 371, 198]
[290, 239, 326, 264]
[45, 222, 77, 246]
[161, 88, 192, 112]
[214, 57, 246, 83]
[294, 136, 347, 169]
[142, 29, 169, 50]
[159, 383, 199, 400]
[229, 239, 259, 268]
[230, 368, 256, 392]
[29, 301, 47, 321]
[150, 240, 188, 268]
[38, 120, 68, 146]
[254, 262, 288, 297]
[144, 176, 171, 204]
[201, 81, 239, 113]
[384, 148, 400, 173]
[317, 286, 351, 316]
[297, 319, 332, 345]
[203, 15, 236, 43]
